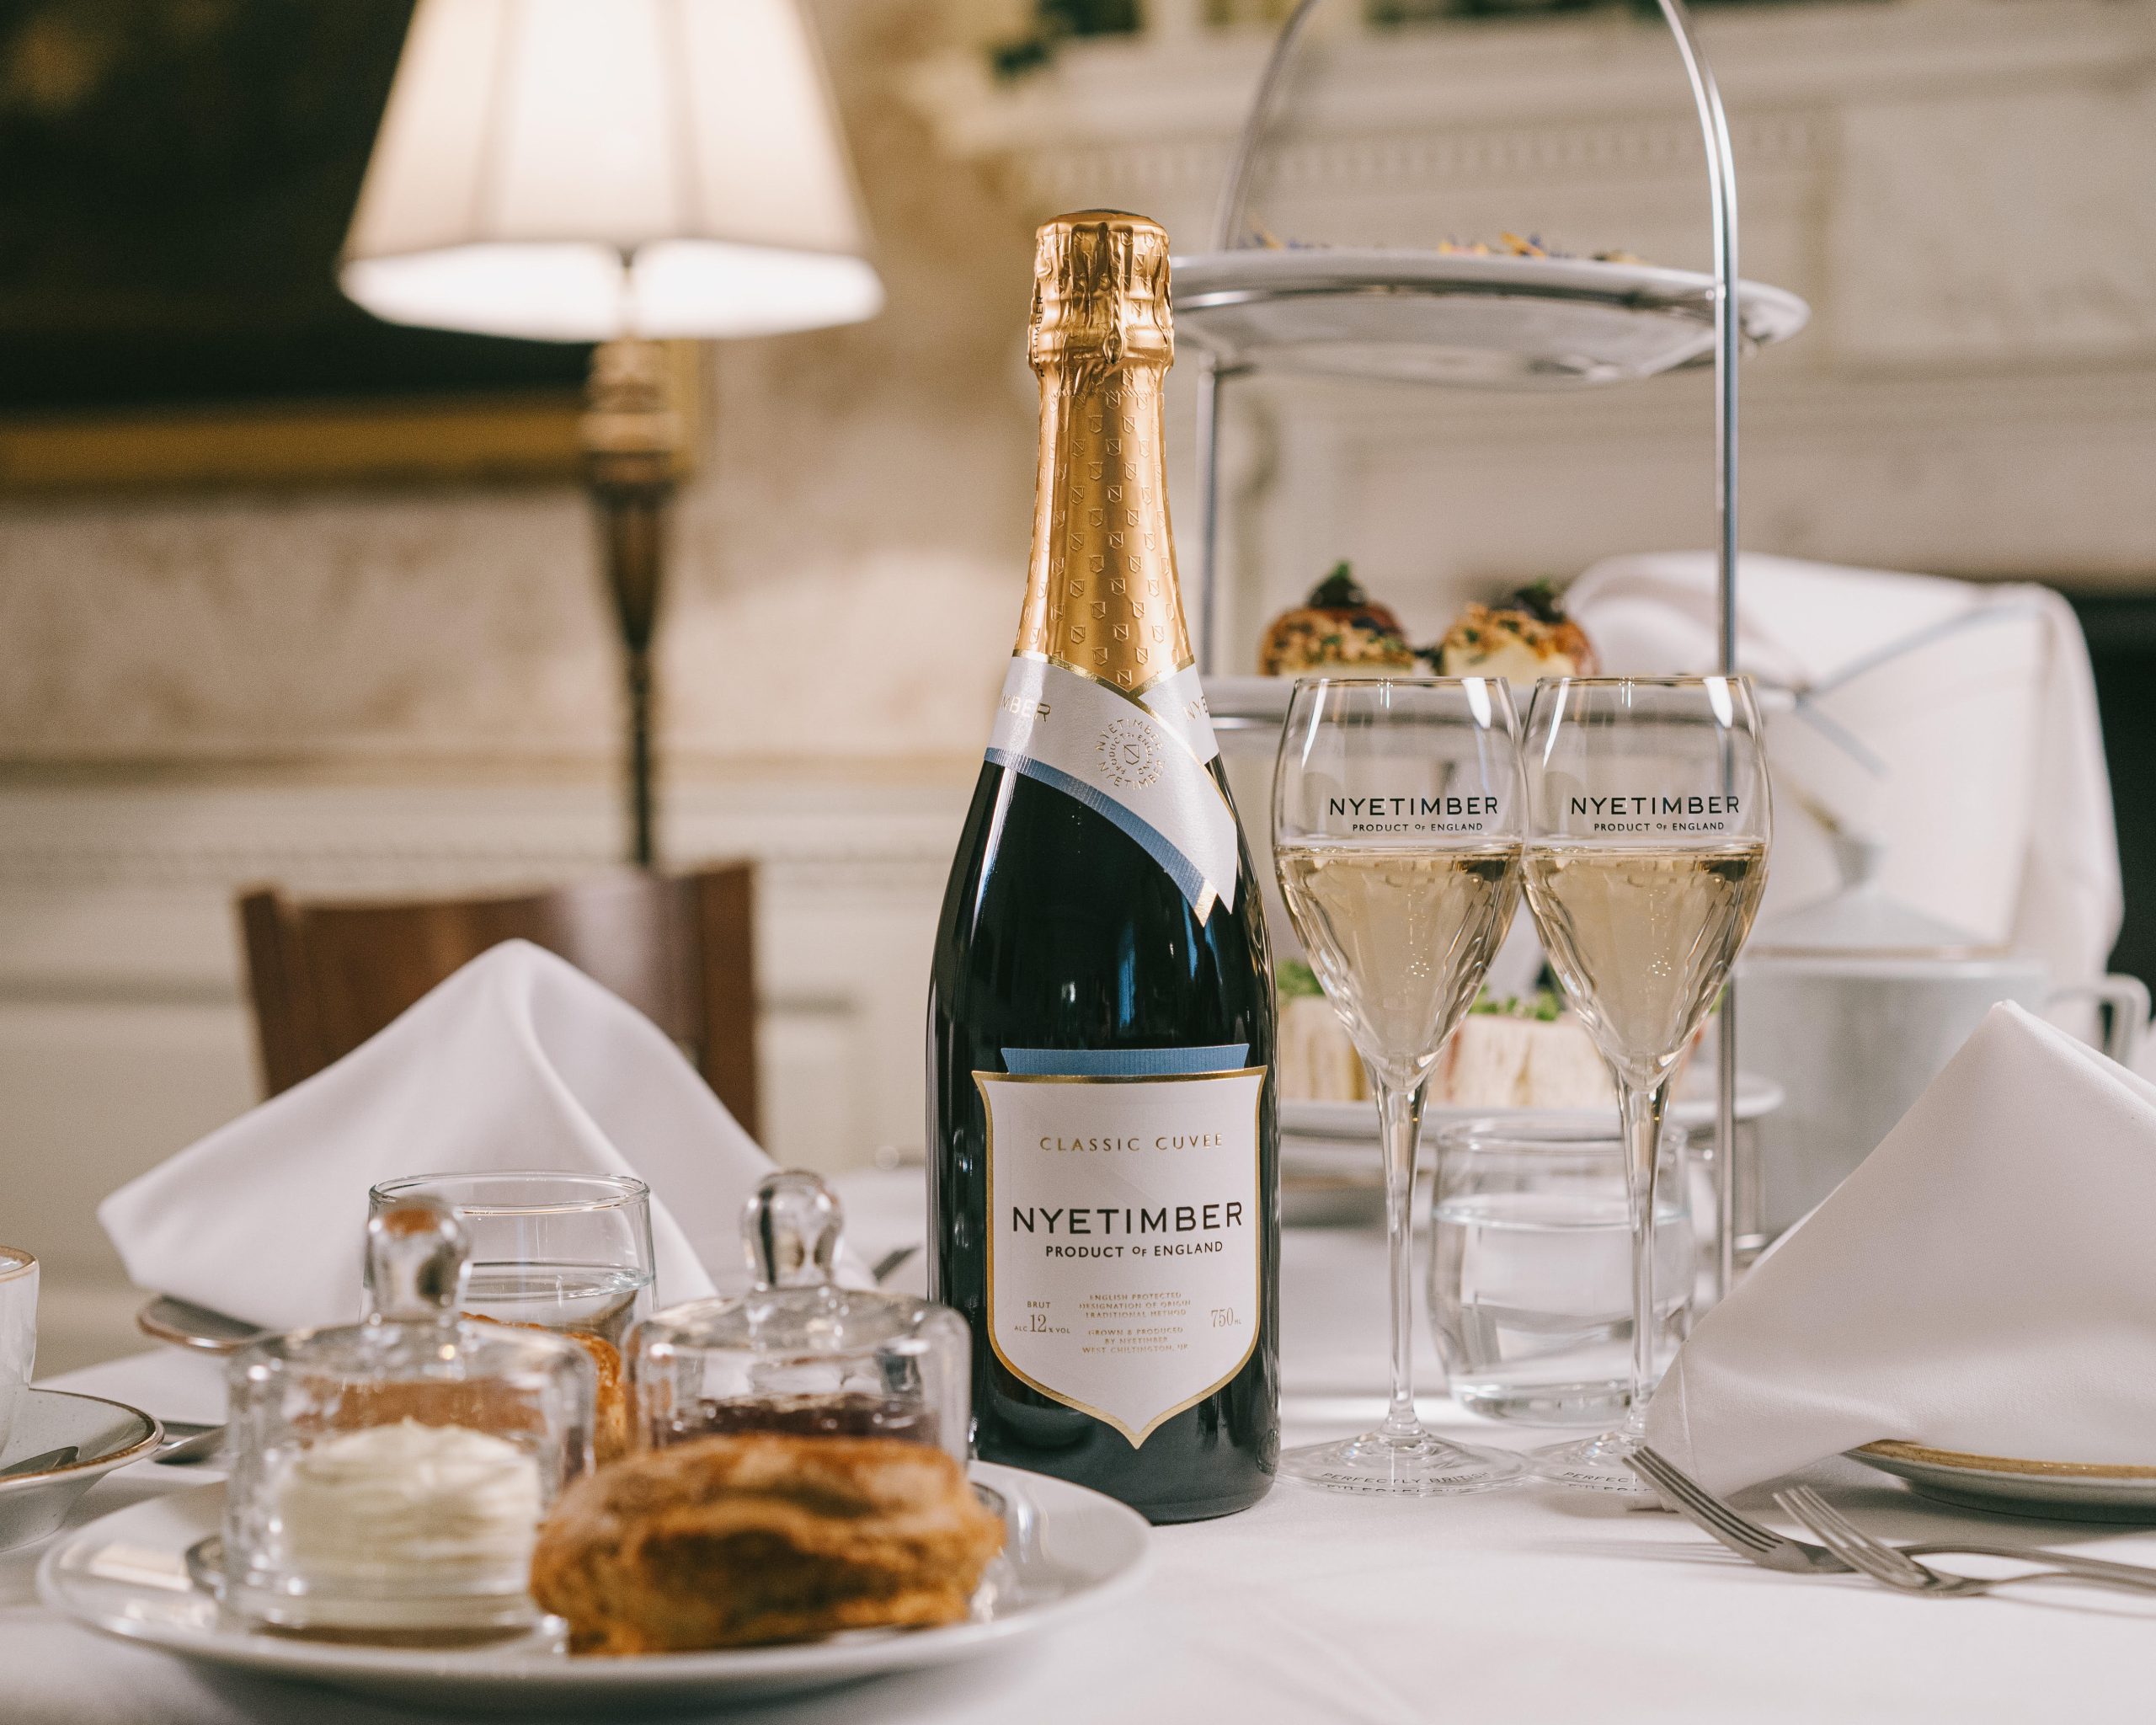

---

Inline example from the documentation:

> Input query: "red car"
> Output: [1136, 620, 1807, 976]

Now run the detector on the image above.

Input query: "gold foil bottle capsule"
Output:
[1017, 211, 1190, 693]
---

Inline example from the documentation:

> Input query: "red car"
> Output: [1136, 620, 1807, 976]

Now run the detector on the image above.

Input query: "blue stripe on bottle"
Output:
[985, 746, 1210, 911]
[1001, 1046, 1251, 1077]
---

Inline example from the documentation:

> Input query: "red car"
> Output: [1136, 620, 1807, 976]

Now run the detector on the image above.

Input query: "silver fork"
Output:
[1627, 1448, 1842, 1573]
[1630, 1447, 2156, 1591]
[1777, 1487, 2156, 1600]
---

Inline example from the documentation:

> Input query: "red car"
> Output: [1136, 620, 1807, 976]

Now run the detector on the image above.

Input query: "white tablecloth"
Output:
[8, 1172, 2154, 1724]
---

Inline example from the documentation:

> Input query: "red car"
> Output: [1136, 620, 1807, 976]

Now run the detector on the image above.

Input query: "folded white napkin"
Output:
[101, 940, 772, 1330]
[1646, 1001, 2156, 1493]
[1566, 552, 2121, 996]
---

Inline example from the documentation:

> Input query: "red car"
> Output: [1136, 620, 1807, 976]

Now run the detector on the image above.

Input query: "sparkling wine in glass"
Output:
[1518, 676, 1770, 1492]
[1272, 676, 1528, 1495]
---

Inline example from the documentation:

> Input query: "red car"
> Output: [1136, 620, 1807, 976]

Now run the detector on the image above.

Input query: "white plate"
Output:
[1172, 248, 1809, 389]
[0, 1389, 162, 1554]
[1282, 1072, 1783, 1145]
[38, 1463, 1150, 1713]
[1851, 1442, 2156, 1524]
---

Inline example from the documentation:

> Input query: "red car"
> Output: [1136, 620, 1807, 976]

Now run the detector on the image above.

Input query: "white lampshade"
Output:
[341, 0, 883, 342]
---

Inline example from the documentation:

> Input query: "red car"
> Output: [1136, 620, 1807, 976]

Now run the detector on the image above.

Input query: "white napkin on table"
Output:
[100, 939, 771, 1330]
[1646, 1001, 2156, 1494]
[1566, 552, 2121, 995]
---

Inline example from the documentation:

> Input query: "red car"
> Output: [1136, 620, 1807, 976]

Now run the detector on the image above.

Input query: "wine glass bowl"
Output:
[1518, 676, 1771, 1492]
[1273, 844, 1518, 1092]
[1271, 676, 1529, 1496]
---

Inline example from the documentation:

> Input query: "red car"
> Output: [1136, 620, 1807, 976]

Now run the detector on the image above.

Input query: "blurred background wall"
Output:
[3, 0, 2153, 1366]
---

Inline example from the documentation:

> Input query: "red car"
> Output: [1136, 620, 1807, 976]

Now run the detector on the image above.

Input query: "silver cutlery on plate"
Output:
[1629, 1446, 2156, 1592]
[136, 1296, 265, 1355]
[152, 1426, 227, 1467]
[0, 1445, 80, 1478]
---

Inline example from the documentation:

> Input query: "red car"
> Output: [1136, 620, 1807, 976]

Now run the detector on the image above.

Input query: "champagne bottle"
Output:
[927, 211, 1278, 1523]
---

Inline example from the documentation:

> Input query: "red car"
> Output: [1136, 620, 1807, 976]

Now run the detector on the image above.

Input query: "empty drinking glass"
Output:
[1428, 1119, 1693, 1427]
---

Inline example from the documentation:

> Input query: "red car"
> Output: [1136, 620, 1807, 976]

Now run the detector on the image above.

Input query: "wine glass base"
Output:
[1281, 1429, 1527, 1498]
[1528, 1429, 1659, 1498]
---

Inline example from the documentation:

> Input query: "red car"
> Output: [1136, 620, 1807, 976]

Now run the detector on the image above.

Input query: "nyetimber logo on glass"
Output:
[1569, 793, 1742, 836]
[1326, 793, 1500, 837]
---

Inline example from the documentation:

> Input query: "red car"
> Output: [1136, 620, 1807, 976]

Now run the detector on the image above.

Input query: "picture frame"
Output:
[0, 0, 702, 492]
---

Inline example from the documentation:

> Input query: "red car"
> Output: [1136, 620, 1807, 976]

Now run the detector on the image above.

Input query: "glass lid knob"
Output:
[744, 1171, 842, 1290]
[365, 1195, 470, 1323]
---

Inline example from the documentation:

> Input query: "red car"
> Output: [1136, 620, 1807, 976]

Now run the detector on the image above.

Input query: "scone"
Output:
[554, 1328, 630, 1465]
[463, 1315, 631, 1464]
[530, 1434, 1006, 1653]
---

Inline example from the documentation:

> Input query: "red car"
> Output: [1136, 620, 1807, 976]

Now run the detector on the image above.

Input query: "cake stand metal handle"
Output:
[1647, 0, 1745, 1302]
[1198, 0, 1746, 1302]
[1209, 0, 1325, 254]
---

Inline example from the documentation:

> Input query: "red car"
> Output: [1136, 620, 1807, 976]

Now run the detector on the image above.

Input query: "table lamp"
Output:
[340, 0, 883, 865]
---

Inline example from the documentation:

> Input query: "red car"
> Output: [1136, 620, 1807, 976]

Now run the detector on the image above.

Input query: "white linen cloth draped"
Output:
[1566, 551, 2121, 993]
[99, 940, 774, 1327]
[29, 1169, 2156, 1725]
[1646, 1001, 2156, 1493]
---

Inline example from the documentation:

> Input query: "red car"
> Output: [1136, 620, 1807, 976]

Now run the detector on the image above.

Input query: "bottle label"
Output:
[987, 656, 1239, 921]
[976, 1049, 1264, 1447]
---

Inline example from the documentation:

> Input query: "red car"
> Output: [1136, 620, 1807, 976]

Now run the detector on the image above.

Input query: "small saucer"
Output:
[0, 1389, 163, 1552]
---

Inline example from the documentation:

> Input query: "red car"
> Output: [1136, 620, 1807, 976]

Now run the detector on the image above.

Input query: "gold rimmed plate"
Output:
[1852, 1441, 2156, 1523]
[0, 1389, 163, 1552]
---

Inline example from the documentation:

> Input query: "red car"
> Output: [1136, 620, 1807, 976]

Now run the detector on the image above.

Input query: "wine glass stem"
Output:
[1375, 1076, 1428, 1441]
[1618, 1072, 1673, 1442]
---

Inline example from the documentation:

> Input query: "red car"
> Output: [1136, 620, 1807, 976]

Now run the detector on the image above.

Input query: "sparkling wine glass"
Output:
[1272, 676, 1528, 1495]
[1518, 676, 1771, 1492]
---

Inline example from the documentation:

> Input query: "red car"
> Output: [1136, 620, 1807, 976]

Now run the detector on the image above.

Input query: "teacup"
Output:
[0, 1247, 35, 1453]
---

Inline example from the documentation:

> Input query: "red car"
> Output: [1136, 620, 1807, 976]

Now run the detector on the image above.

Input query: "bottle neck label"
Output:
[987, 654, 1238, 921]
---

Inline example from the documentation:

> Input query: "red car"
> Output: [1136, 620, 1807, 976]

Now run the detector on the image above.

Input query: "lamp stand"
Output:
[580, 339, 685, 868]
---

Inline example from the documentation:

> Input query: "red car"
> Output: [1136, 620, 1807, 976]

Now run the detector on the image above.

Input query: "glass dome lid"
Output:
[627, 1172, 970, 1461]
[643, 1172, 937, 1355]
[219, 1198, 596, 1640]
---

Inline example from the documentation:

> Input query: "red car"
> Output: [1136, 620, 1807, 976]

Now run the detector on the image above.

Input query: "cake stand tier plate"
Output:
[1171, 248, 1808, 388]
[1283, 1071, 1784, 1144]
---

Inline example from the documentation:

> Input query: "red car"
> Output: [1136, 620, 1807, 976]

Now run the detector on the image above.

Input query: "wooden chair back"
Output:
[236, 866, 758, 1136]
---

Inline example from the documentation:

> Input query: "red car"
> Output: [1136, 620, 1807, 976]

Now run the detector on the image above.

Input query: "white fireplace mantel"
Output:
[917, 2, 2153, 167]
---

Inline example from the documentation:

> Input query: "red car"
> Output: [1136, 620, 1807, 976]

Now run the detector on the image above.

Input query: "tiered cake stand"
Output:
[1176, 0, 1808, 1300]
